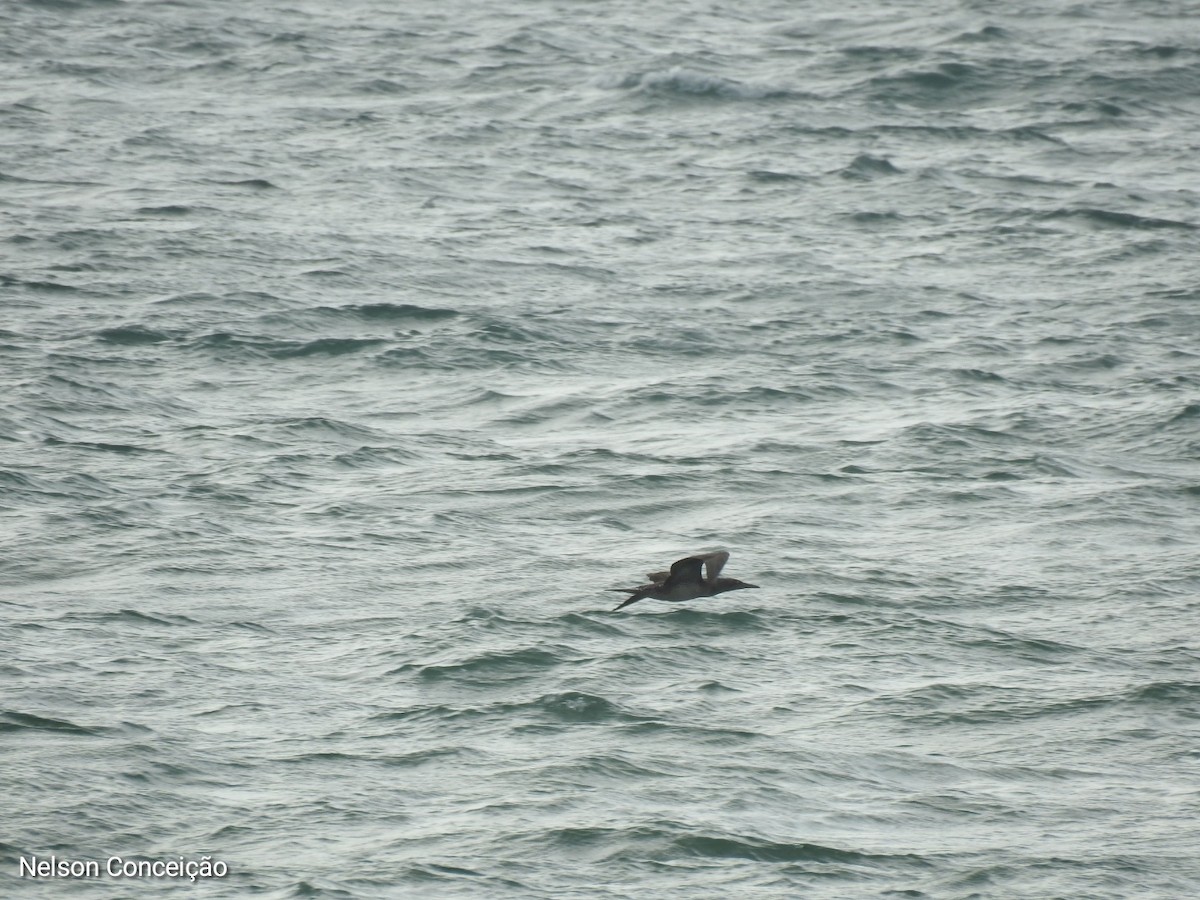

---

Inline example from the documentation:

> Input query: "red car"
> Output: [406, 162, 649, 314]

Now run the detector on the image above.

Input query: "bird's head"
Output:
[713, 577, 758, 594]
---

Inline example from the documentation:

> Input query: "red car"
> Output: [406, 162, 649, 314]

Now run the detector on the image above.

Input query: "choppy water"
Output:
[3, 0, 1200, 896]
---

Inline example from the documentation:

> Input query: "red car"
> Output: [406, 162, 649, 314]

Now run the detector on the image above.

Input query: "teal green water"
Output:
[2, 0, 1199, 896]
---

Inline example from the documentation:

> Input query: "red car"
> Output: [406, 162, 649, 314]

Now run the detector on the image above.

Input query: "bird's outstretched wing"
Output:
[663, 555, 706, 588]
[700, 550, 729, 581]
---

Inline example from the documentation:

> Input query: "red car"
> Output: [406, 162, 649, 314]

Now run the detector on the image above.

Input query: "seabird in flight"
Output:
[609, 550, 758, 611]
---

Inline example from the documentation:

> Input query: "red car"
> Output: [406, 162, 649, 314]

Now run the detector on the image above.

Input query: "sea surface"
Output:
[3, 0, 1199, 897]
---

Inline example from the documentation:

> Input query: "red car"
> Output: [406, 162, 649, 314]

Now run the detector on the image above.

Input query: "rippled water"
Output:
[3, 0, 1200, 896]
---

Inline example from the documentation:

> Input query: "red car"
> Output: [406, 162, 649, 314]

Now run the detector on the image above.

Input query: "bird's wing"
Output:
[700, 550, 730, 581]
[646, 570, 670, 583]
[664, 555, 706, 587]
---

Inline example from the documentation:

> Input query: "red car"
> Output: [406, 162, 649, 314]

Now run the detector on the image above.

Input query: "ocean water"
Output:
[3, 0, 1199, 896]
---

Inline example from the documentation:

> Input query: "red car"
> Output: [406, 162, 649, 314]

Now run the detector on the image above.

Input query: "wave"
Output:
[399, 646, 575, 683]
[94, 325, 173, 345]
[879, 679, 1200, 726]
[672, 833, 928, 866]
[602, 66, 797, 101]
[0, 710, 106, 736]
[839, 154, 903, 180]
[319, 302, 460, 322]
[1043, 207, 1197, 231]
[268, 337, 389, 359]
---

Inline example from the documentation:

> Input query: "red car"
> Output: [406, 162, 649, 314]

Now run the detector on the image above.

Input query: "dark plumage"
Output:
[608, 550, 758, 611]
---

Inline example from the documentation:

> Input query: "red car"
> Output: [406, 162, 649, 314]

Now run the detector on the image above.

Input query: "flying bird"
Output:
[609, 550, 758, 611]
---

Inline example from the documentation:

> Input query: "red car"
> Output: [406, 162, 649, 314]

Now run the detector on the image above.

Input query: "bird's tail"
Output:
[608, 588, 645, 611]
